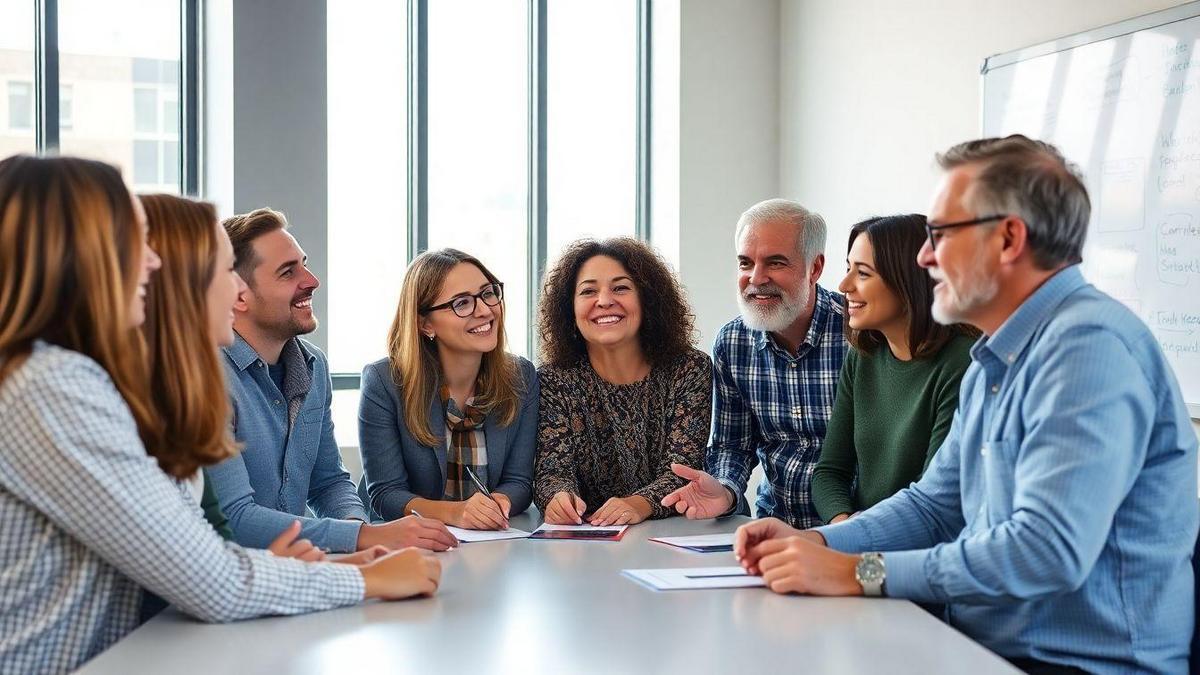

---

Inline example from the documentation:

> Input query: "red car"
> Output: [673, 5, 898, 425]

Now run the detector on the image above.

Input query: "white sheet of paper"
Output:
[622, 566, 766, 591]
[533, 523, 630, 534]
[647, 533, 735, 550]
[446, 526, 531, 543]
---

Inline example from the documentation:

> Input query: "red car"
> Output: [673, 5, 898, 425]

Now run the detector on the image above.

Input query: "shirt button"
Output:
[789, 362, 797, 369]
[274, 400, 282, 405]
[792, 406, 803, 417]
[990, 385, 999, 393]
[981, 446, 988, 457]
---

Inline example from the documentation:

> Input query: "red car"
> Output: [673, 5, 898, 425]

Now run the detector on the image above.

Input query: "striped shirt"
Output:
[708, 285, 847, 529]
[0, 343, 364, 675]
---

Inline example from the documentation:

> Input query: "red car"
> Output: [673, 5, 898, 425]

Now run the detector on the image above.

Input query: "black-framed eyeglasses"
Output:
[924, 214, 1008, 250]
[421, 282, 504, 317]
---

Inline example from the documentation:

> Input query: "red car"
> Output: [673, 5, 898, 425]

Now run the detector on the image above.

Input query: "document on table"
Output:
[647, 533, 735, 553]
[528, 523, 629, 541]
[446, 526, 531, 543]
[622, 566, 766, 591]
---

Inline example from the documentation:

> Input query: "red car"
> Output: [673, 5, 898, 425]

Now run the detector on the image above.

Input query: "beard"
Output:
[256, 289, 319, 341]
[738, 282, 809, 333]
[930, 255, 998, 326]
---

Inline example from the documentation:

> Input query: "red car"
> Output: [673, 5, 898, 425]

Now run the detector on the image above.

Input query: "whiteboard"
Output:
[982, 2, 1200, 417]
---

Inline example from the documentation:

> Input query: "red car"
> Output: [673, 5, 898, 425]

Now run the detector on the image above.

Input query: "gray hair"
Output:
[936, 135, 1090, 269]
[734, 198, 827, 266]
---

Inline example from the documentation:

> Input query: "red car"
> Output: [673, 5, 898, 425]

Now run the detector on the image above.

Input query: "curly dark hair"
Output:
[537, 237, 698, 368]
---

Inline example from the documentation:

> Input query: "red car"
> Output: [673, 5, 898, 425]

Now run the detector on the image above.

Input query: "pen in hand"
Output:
[463, 466, 509, 529]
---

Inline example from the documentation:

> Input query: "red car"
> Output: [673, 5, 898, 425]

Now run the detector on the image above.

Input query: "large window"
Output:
[326, 1, 653, 448]
[0, 0, 196, 194]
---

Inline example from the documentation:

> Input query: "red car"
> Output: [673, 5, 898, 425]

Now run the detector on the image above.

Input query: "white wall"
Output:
[779, 0, 1189, 271]
[662, 0, 782, 354]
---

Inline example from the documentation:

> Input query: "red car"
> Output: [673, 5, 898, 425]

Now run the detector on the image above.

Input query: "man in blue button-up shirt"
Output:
[735, 136, 1197, 674]
[207, 208, 456, 554]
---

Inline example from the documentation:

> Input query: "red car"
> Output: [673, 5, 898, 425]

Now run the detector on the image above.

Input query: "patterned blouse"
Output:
[534, 349, 713, 519]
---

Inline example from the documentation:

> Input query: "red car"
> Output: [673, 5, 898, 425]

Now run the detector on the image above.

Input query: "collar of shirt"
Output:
[970, 265, 1087, 373]
[752, 285, 842, 357]
[226, 331, 316, 372]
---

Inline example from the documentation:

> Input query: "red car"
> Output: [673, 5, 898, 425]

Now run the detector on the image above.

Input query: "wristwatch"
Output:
[855, 552, 886, 597]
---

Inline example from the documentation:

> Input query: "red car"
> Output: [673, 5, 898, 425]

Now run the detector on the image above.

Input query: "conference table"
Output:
[79, 513, 1018, 674]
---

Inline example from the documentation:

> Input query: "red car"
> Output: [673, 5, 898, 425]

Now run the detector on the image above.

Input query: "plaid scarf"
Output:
[441, 385, 489, 501]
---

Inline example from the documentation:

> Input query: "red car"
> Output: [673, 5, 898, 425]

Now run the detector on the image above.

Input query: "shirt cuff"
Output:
[329, 518, 365, 553]
[814, 518, 871, 552]
[880, 550, 937, 603]
[715, 477, 744, 517]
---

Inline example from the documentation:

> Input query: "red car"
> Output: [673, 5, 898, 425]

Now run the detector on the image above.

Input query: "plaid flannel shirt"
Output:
[707, 285, 847, 529]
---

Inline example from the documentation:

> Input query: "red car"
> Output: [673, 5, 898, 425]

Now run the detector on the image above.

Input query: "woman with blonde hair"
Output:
[0, 156, 440, 673]
[359, 248, 537, 530]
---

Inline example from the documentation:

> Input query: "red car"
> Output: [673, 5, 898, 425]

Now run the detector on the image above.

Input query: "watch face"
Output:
[858, 557, 884, 583]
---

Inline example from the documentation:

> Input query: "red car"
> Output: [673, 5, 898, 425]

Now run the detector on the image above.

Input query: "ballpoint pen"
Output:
[463, 465, 508, 526]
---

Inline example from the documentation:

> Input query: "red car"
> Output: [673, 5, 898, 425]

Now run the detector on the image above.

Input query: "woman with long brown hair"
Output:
[0, 156, 440, 673]
[358, 248, 537, 529]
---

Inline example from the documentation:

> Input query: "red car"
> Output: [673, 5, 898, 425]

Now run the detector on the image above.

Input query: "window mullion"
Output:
[34, 0, 59, 154]
[527, 0, 548, 360]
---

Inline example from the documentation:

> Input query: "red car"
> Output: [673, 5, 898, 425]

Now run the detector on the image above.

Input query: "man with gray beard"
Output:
[662, 199, 846, 529]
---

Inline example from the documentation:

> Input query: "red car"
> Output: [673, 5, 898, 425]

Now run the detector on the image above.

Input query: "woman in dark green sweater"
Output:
[811, 214, 977, 525]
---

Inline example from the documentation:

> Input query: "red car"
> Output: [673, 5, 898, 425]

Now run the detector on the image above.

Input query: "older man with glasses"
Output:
[735, 135, 1197, 674]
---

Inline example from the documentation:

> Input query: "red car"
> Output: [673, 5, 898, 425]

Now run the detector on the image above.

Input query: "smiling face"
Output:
[919, 166, 1000, 326]
[128, 194, 162, 328]
[236, 228, 320, 342]
[736, 219, 810, 332]
[838, 232, 906, 336]
[573, 254, 642, 350]
[206, 222, 248, 347]
[420, 262, 501, 358]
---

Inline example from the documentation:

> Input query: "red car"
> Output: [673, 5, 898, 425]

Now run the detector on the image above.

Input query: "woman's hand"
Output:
[588, 496, 651, 526]
[454, 492, 510, 530]
[544, 491, 587, 525]
[267, 520, 326, 562]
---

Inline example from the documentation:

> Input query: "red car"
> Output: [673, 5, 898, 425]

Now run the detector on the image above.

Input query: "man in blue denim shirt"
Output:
[207, 208, 456, 554]
[735, 136, 1197, 674]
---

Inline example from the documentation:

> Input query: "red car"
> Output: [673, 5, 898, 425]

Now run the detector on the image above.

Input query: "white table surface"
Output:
[78, 513, 1018, 674]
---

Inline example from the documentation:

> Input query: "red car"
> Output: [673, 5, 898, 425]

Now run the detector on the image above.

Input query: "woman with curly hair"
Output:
[534, 237, 711, 526]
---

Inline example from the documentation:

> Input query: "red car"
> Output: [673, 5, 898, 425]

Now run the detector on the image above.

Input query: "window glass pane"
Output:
[58, 0, 181, 192]
[162, 139, 179, 185]
[326, 0, 408, 374]
[427, 0, 530, 356]
[6, 81, 31, 130]
[134, 88, 157, 132]
[162, 96, 178, 134]
[0, 0, 35, 155]
[546, 0, 637, 259]
[132, 139, 157, 184]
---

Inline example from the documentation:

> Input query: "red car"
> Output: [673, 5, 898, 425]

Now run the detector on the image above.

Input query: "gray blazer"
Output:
[357, 355, 538, 521]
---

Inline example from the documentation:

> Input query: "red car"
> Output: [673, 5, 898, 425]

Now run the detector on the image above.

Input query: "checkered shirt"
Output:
[708, 285, 847, 529]
[0, 343, 364, 675]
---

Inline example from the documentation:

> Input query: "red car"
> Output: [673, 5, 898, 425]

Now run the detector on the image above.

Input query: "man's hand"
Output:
[455, 492, 510, 531]
[358, 515, 458, 551]
[588, 496, 651, 526]
[544, 491, 587, 525]
[267, 520, 326, 562]
[660, 463, 734, 519]
[360, 548, 442, 600]
[734, 517, 820, 573]
[750, 536, 861, 596]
